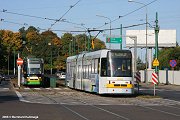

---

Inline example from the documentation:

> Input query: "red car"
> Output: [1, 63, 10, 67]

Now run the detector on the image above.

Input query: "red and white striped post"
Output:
[135, 71, 141, 93]
[135, 71, 141, 83]
[152, 72, 158, 96]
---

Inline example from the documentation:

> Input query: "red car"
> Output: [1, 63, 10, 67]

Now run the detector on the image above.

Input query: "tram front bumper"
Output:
[105, 83, 134, 94]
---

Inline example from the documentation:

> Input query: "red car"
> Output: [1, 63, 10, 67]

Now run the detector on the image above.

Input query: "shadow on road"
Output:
[0, 91, 19, 104]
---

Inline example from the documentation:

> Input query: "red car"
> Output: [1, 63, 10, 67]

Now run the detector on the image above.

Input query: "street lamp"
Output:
[96, 15, 112, 49]
[128, 0, 148, 83]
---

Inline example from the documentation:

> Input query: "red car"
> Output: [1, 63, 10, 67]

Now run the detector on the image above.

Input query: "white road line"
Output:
[140, 105, 180, 117]
[0, 88, 9, 91]
[24, 88, 31, 90]
[54, 88, 61, 90]
[45, 88, 51, 90]
[15, 90, 30, 103]
[92, 105, 130, 120]
[33, 88, 41, 90]
[61, 104, 89, 120]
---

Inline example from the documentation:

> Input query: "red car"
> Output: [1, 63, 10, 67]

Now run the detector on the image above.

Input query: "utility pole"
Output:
[129, 36, 137, 81]
[120, 24, 123, 50]
[88, 29, 90, 52]
[69, 43, 71, 56]
[128, 0, 148, 83]
[14, 49, 16, 75]
[155, 12, 159, 80]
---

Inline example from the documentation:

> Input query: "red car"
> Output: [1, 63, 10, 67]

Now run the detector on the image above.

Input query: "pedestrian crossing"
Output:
[14, 87, 70, 91]
[0, 85, 71, 92]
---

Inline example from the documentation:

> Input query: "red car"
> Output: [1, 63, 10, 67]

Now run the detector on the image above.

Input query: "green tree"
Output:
[92, 37, 106, 50]
[158, 47, 180, 70]
[0, 30, 22, 74]
[136, 57, 145, 70]
[40, 30, 61, 71]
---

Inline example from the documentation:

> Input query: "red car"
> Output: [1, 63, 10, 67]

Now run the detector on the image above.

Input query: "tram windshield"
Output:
[28, 64, 42, 74]
[101, 51, 132, 77]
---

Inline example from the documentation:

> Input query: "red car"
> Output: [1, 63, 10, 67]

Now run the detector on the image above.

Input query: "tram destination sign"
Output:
[106, 37, 122, 43]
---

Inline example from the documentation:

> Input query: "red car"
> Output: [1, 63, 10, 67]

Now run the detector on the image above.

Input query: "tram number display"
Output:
[111, 52, 131, 58]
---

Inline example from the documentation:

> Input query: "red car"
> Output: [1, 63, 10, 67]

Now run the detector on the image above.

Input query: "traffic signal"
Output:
[91, 39, 95, 49]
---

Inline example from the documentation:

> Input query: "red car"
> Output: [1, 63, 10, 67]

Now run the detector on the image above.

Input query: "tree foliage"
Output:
[137, 57, 145, 70]
[158, 47, 180, 70]
[0, 26, 106, 74]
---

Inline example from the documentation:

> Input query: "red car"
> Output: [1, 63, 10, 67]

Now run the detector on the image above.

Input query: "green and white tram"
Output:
[66, 49, 135, 94]
[22, 57, 44, 85]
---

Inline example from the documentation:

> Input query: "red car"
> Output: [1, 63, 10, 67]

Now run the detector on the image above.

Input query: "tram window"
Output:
[94, 59, 99, 73]
[83, 66, 86, 79]
[101, 58, 107, 77]
[89, 64, 91, 77]
[112, 59, 131, 77]
[86, 65, 88, 79]
[78, 65, 80, 79]
[91, 59, 95, 73]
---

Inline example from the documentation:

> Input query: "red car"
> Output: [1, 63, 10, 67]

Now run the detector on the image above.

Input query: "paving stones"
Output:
[15, 87, 180, 106]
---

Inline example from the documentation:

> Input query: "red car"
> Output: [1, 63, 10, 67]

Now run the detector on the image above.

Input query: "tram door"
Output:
[73, 59, 77, 89]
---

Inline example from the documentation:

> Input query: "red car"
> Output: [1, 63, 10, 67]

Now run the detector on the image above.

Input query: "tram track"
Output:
[14, 87, 180, 120]
[41, 91, 180, 119]
[37, 90, 131, 120]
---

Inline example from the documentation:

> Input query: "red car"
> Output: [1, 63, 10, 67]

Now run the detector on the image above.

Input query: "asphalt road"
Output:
[0, 81, 180, 120]
[140, 83, 180, 101]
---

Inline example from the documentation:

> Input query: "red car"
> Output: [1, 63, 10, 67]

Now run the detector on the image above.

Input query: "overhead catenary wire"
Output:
[1, 9, 83, 27]
[95, 0, 158, 29]
[1, 0, 155, 32]
[49, 0, 81, 29]
[0, 9, 56, 21]
[0, 18, 28, 26]
[0, 17, 146, 33]
[50, 22, 146, 33]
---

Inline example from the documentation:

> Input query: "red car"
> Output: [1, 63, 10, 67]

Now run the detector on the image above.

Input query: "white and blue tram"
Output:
[66, 49, 135, 94]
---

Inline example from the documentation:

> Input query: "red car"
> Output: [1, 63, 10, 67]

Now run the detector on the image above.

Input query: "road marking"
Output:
[92, 105, 130, 120]
[15, 90, 30, 103]
[139, 105, 180, 117]
[0, 88, 10, 91]
[54, 88, 61, 90]
[24, 88, 31, 90]
[61, 104, 89, 120]
[33, 88, 41, 90]
[45, 88, 51, 90]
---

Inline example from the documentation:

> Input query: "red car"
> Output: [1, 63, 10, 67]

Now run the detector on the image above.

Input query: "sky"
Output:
[1, 0, 180, 61]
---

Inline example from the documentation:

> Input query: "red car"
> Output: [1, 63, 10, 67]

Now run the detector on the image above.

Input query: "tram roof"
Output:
[67, 49, 131, 62]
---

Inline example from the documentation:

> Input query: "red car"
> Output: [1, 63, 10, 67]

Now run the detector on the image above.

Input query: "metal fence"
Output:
[140, 70, 180, 85]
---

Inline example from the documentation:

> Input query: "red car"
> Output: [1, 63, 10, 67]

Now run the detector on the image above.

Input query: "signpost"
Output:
[106, 37, 122, 43]
[152, 72, 158, 96]
[153, 58, 159, 67]
[17, 57, 23, 88]
[17, 58, 23, 66]
[169, 60, 177, 68]
[169, 60, 177, 84]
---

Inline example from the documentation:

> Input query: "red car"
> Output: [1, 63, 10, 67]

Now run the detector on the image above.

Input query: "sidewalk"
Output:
[140, 82, 180, 91]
